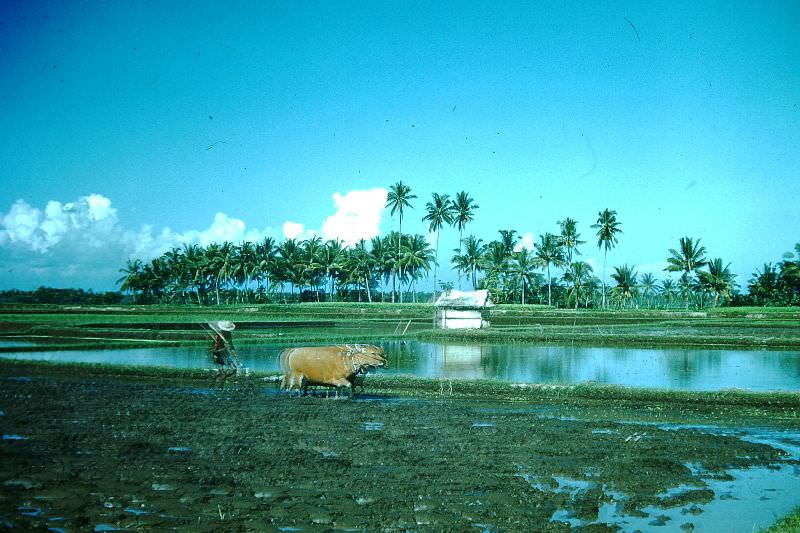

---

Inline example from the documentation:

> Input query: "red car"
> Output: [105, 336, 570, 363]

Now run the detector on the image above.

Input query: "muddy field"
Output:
[2, 362, 799, 531]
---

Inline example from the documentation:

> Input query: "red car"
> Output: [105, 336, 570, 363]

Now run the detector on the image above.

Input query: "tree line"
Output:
[115, 181, 800, 308]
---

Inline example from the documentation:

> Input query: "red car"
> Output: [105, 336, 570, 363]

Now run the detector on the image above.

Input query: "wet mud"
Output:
[1, 363, 798, 532]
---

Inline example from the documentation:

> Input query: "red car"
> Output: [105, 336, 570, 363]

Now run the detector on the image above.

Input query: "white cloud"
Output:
[515, 232, 535, 252]
[321, 188, 387, 246]
[0, 194, 119, 252]
[0, 195, 281, 290]
[0, 188, 388, 289]
[130, 212, 278, 258]
[282, 221, 306, 240]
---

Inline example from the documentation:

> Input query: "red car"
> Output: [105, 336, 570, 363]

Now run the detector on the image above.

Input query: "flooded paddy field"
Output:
[2, 340, 799, 393]
[2, 362, 800, 532]
[3, 305, 800, 530]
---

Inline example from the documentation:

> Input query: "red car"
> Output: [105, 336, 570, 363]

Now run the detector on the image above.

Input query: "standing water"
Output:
[2, 340, 799, 392]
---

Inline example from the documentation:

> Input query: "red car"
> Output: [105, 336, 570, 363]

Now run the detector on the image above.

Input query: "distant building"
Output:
[434, 289, 493, 329]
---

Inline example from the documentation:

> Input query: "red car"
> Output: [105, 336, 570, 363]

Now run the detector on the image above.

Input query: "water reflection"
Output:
[2, 341, 799, 392]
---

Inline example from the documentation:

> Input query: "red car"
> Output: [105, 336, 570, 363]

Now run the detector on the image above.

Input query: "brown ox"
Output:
[280, 344, 387, 397]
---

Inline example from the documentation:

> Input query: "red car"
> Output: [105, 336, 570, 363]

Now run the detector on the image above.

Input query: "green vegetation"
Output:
[0, 287, 123, 305]
[3, 303, 800, 350]
[112, 183, 800, 310]
[763, 507, 800, 533]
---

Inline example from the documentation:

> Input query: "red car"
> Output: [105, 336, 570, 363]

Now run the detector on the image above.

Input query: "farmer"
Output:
[208, 320, 238, 374]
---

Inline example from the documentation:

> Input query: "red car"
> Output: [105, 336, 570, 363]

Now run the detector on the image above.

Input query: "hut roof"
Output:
[434, 289, 494, 309]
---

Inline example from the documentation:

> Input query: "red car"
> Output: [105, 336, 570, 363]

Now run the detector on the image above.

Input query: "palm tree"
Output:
[276, 238, 303, 302]
[141, 257, 168, 303]
[386, 181, 416, 303]
[116, 258, 144, 303]
[422, 192, 454, 302]
[498, 229, 519, 257]
[370, 236, 391, 302]
[301, 236, 325, 301]
[563, 261, 594, 309]
[508, 249, 537, 305]
[234, 241, 258, 302]
[383, 231, 403, 301]
[639, 273, 658, 308]
[477, 241, 509, 303]
[558, 218, 585, 266]
[611, 264, 639, 308]
[591, 209, 622, 308]
[401, 234, 434, 302]
[182, 243, 208, 305]
[215, 242, 238, 304]
[659, 278, 678, 306]
[348, 239, 377, 303]
[456, 235, 485, 289]
[697, 258, 736, 307]
[320, 239, 344, 301]
[533, 233, 565, 306]
[255, 237, 277, 300]
[665, 237, 707, 309]
[453, 191, 479, 289]
[748, 263, 779, 305]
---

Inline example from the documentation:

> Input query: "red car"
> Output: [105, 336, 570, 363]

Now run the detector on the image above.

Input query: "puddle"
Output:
[123, 507, 151, 516]
[471, 422, 496, 428]
[3, 434, 29, 441]
[553, 453, 799, 531]
[167, 447, 192, 453]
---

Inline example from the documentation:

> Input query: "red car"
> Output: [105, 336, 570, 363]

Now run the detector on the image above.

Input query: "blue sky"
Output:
[1, 0, 798, 291]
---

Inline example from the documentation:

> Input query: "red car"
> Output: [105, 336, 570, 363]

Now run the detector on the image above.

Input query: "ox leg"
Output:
[331, 379, 352, 400]
[288, 373, 303, 398]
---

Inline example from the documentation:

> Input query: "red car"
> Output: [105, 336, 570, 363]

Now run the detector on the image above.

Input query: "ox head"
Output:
[346, 344, 387, 371]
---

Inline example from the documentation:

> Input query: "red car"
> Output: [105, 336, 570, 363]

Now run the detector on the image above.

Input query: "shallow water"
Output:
[2, 340, 799, 392]
[555, 428, 800, 532]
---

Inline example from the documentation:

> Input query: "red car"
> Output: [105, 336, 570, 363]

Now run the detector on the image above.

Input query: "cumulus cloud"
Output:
[282, 221, 306, 240]
[515, 232, 536, 252]
[321, 188, 387, 246]
[0, 188, 387, 289]
[130, 212, 279, 259]
[0, 194, 118, 252]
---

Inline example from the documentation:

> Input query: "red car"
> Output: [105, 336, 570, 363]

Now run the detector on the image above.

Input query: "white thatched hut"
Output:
[434, 289, 493, 329]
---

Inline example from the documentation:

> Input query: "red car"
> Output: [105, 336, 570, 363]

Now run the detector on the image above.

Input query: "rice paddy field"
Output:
[1, 303, 800, 531]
